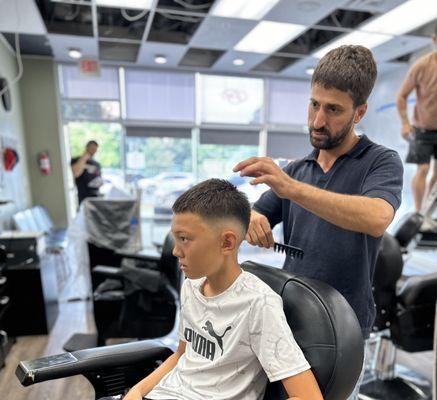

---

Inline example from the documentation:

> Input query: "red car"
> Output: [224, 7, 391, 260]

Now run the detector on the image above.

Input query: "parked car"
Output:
[137, 172, 195, 195]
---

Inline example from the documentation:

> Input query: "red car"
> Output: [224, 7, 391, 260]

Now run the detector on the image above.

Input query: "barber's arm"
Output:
[234, 157, 399, 239]
[71, 152, 90, 178]
[282, 369, 324, 400]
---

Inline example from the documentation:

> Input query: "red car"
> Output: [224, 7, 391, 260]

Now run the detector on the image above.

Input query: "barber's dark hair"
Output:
[312, 45, 377, 107]
[172, 178, 251, 233]
[86, 140, 98, 147]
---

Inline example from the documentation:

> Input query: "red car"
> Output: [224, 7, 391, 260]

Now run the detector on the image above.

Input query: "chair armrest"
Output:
[115, 250, 161, 264]
[16, 340, 173, 386]
[93, 265, 122, 278]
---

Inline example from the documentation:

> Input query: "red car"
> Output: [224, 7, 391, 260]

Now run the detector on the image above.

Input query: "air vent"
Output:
[179, 48, 224, 68]
[99, 41, 140, 62]
[252, 56, 299, 73]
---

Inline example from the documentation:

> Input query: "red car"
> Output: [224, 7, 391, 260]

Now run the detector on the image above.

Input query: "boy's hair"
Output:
[86, 140, 98, 147]
[172, 178, 251, 234]
[312, 45, 377, 107]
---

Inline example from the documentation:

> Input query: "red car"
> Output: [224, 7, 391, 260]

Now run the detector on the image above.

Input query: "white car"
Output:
[137, 172, 195, 195]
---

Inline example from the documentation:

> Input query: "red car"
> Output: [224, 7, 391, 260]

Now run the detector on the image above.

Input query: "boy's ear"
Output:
[221, 230, 238, 254]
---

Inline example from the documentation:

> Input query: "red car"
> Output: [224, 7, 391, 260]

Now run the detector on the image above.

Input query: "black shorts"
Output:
[406, 128, 437, 164]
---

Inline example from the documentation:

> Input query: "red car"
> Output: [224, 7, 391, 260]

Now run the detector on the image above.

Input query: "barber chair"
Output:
[64, 232, 181, 351]
[393, 212, 424, 253]
[16, 261, 364, 400]
[360, 232, 437, 400]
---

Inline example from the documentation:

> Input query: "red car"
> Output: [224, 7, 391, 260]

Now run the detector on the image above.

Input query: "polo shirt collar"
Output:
[304, 135, 372, 162]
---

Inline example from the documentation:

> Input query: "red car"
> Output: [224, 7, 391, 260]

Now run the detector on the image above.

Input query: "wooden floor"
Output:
[0, 300, 95, 400]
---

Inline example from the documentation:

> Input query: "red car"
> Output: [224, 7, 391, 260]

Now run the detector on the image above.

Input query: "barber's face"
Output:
[87, 144, 98, 157]
[308, 84, 365, 150]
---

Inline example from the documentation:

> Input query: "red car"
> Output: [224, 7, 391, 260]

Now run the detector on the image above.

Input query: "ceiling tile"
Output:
[0, 0, 46, 35]
[280, 56, 318, 80]
[189, 16, 257, 50]
[372, 35, 431, 63]
[48, 34, 98, 62]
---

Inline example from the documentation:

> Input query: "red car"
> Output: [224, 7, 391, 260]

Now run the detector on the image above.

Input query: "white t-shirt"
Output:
[147, 270, 310, 400]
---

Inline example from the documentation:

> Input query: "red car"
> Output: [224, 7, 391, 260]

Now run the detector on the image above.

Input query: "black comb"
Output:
[273, 242, 304, 259]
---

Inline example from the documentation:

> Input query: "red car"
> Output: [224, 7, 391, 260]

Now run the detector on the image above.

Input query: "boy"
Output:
[122, 179, 322, 400]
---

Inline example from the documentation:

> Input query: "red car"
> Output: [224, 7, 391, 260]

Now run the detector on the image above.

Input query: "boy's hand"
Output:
[246, 209, 274, 248]
[122, 387, 143, 400]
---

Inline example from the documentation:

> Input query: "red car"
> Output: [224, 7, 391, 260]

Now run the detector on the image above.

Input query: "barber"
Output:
[234, 45, 403, 400]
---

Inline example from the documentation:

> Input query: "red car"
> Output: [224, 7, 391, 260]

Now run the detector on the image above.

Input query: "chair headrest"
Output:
[373, 233, 403, 288]
[242, 261, 363, 400]
[394, 212, 424, 248]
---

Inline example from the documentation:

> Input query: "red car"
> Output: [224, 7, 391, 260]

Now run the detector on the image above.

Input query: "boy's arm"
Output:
[123, 341, 186, 400]
[282, 369, 324, 400]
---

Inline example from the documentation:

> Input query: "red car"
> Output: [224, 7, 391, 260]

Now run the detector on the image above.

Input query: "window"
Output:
[199, 75, 263, 125]
[125, 70, 195, 121]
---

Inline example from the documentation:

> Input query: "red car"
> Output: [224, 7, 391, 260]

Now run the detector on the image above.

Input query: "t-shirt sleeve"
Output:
[361, 150, 403, 212]
[70, 157, 79, 166]
[249, 293, 310, 382]
[178, 279, 188, 342]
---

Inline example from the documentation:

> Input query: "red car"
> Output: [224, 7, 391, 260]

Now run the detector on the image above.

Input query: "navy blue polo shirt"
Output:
[254, 135, 403, 338]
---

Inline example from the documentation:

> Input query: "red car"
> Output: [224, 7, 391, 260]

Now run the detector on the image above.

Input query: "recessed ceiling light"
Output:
[68, 48, 82, 59]
[96, 0, 153, 10]
[211, 0, 280, 20]
[305, 67, 315, 75]
[233, 58, 245, 66]
[235, 21, 306, 54]
[154, 55, 167, 64]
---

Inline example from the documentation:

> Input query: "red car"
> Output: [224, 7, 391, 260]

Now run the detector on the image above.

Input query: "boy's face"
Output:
[171, 212, 228, 280]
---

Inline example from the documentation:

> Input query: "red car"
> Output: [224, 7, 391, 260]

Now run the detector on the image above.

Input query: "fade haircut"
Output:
[172, 178, 251, 234]
[312, 45, 377, 107]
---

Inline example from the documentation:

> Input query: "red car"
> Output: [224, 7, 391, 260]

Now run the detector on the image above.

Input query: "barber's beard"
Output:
[309, 116, 355, 150]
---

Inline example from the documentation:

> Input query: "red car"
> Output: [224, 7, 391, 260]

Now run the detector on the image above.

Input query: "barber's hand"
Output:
[122, 388, 143, 400]
[233, 157, 292, 198]
[401, 122, 412, 141]
[246, 209, 274, 248]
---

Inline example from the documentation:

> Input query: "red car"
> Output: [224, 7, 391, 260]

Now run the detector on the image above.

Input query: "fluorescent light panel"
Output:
[96, 0, 153, 10]
[235, 21, 306, 54]
[313, 0, 437, 59]
[211, 0, 280, 20]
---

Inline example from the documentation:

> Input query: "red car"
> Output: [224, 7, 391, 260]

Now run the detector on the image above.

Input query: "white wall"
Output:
[0, 35, 31, 229]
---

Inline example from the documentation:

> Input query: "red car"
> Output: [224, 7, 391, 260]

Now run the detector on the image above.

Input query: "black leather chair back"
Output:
[242, 261, 364, 400]
[394, 212, 424, 249]
[372, 233, 404, 331]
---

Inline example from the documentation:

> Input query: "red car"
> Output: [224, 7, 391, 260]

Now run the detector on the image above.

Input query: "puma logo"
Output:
[202, 320, 232, 355]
